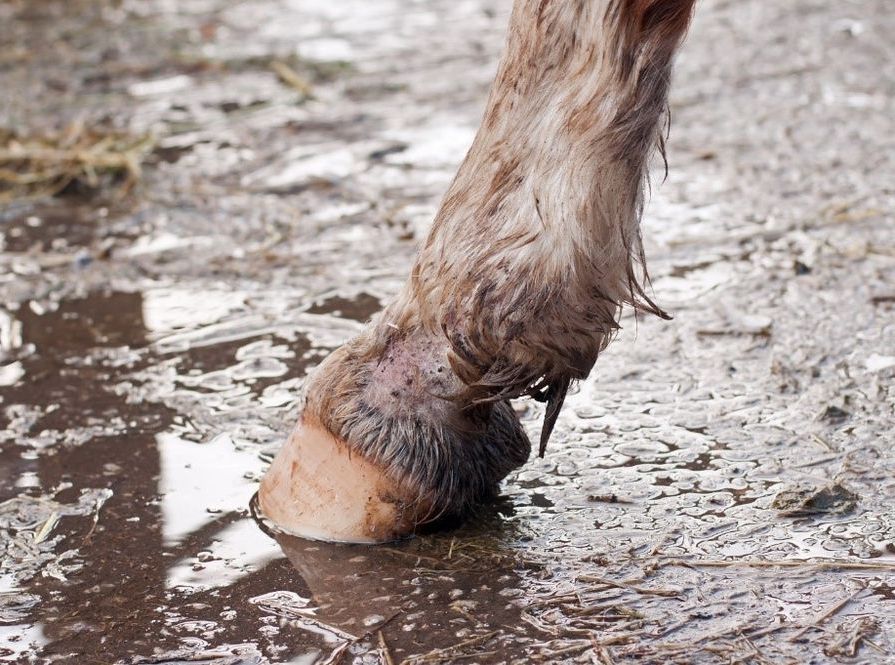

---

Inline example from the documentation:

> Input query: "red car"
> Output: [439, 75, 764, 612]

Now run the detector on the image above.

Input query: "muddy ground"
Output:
[1, 0, 894, 663]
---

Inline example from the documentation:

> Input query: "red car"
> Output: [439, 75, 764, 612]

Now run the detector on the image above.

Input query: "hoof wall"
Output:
[258, 416, 431, 543]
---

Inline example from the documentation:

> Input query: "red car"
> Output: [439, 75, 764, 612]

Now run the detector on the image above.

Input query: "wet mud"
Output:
[1, 0, 894, 663]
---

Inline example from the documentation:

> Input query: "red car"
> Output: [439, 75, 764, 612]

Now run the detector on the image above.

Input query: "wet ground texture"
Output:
[2, 0, 894, 663]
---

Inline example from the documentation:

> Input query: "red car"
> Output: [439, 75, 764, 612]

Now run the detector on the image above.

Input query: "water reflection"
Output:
[0, 287, 324, 662]
[0, 283, 539, 663]
[158, 432, 264, 546]
[167, 518, 281, 592]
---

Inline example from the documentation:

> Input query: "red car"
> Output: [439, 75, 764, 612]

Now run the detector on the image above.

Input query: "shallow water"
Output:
[2, 0, 895, 663]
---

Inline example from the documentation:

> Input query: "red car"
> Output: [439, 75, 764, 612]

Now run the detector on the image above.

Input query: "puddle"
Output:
[1, 208, 102, 254]
[305, 293, 381, 323]
[2, 0, 895, 663]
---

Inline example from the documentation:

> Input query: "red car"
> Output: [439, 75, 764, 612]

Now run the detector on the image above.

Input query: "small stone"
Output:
[772, 483, 859, 516]
[821, 405, 850, 423]
[793, 260, 812, 275]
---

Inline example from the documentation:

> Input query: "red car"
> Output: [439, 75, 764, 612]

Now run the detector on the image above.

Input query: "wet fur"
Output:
[303, 0, 696, 519]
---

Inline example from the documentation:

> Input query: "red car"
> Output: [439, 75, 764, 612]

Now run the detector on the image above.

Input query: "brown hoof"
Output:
[257, 415, 433, 543]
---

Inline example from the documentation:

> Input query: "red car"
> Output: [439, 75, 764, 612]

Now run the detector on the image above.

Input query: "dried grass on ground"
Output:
[0, 122, 152, 203]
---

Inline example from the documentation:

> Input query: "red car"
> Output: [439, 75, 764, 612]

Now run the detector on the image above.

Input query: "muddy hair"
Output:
[304, 0, 696, 518]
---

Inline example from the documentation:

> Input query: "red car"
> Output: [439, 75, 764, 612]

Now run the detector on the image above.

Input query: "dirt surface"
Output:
[1, 0, 894, 663]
